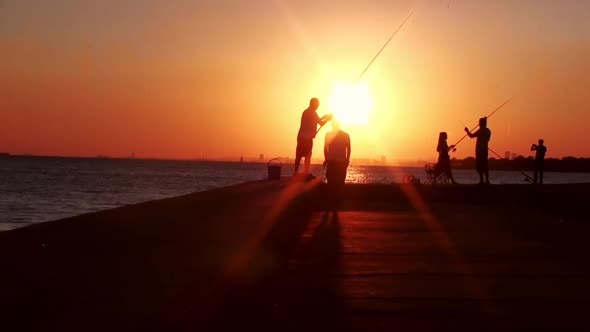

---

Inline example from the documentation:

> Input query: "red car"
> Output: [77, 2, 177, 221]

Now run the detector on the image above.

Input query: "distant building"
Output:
[352, 158, 371, 166]
[511, 153, 517, 160]
[381, 155, 386, 165]
[259, 154, 264, 161]
[505, 151, 510, 160]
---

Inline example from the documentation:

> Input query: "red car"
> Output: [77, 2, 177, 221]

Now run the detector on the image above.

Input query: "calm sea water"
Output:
[1, 156, 589, 231]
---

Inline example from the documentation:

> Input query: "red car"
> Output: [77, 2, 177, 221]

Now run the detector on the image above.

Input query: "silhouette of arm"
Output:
[318, 114, 332, 126]
[438, 141, 451, 152]
[464, 127, 477, 138]
[531, 144, 538, 151]
[346, 135, 351, 166]
[323, 133, 329, 166]
[465, 127, 480, 138]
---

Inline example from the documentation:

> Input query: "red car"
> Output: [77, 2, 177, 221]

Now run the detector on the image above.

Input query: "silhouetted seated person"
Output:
[531, 139, 547, 184]
[323, 119, 351, 212]
[294, 98, 332, 176]
[436, 132, 457, 184]
[465, 117, 491, 185]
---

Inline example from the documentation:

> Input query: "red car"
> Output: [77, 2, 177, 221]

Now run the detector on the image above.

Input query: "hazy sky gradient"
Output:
[1, 0, 589, 161]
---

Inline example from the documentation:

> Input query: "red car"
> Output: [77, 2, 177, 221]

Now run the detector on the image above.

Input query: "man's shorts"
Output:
[296, 137, 313, 158]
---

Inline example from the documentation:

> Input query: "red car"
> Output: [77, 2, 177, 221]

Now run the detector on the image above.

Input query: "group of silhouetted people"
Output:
[436, 117, 547, 185]
[294, 98, 350, 211]
[292, 97, 548, 211]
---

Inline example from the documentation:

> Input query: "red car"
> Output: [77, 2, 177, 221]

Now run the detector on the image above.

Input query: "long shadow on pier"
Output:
[177, 185, 345, 331]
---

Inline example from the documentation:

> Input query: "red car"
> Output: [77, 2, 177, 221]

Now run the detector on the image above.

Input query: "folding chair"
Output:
[424, 163, 452, 184]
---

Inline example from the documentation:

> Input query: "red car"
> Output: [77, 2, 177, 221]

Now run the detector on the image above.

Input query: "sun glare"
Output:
[328, 81, 373, 125]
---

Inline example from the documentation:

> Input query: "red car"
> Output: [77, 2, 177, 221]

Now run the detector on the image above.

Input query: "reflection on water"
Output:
[344, 165, 590, 185]
[1, 157, 590, 230]
[345, 166, 370, 183]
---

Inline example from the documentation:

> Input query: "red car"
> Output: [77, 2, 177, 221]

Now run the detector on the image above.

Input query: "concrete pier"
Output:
[1, 180, 588, 331]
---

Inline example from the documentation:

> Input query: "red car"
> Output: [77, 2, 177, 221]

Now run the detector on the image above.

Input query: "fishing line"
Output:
[488, 147, 534, 183]
[316, 10, 414, 135]
[357, 10, 414, 81]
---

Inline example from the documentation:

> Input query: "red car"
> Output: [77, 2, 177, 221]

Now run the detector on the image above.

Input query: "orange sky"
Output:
[1, 0, 589, 162]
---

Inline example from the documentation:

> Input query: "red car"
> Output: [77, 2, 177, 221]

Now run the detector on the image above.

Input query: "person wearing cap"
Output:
[294, 98, 332, 175]
[531, 139, 547, 184]
[465, 117, 492, 184]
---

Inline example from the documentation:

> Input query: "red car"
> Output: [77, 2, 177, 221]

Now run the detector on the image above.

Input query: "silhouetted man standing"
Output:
[531, 139, 547, 184]
[294, 98, 331, 175]
[465, 117, 491, 184]
[323, 119, 351, 212]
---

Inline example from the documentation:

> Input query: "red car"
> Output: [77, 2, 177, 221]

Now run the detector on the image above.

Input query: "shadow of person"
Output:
[282, 209, 343, 329]
[194, 189, 340, 331]
[310, 211, 341, 267]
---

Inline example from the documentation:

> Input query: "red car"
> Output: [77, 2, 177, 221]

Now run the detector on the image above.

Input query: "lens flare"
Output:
[328, 81, 373, 125]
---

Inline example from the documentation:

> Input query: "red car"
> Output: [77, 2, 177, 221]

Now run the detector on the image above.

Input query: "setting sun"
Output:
[328, 81, 374, 125]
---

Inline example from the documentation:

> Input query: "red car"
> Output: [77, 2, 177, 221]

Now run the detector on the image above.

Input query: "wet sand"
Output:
[1, 180, 588, 331]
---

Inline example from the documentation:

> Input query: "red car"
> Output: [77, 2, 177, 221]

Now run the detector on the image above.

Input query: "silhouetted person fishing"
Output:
[465, 117, 491, 184]
[323, 119, 351, 212]
[531, 139, 547, 184]
[437, 132, 457, 184]
[294, 98, 332, 176]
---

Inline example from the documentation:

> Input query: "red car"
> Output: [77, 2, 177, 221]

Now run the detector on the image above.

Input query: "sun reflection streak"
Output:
[345, 165, 370, 183]
[396, 182, 502, 323]
[179, 177, 323, 327]
[226, 177, 322, 275]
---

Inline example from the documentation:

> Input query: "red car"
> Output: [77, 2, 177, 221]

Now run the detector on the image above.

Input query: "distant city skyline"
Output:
[2, 150, 566, 168]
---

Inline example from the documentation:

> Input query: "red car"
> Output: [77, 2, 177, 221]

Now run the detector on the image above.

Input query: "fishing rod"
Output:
[450, 97, 512, 151]
[357, 10, 414, 81]
[445, 120, 468, 152]
[316, 10, 415, 136]
[488, 147, 534, 183]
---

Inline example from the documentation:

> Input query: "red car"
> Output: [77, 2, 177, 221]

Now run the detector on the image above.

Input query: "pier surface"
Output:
[1, 180, 589, 331]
